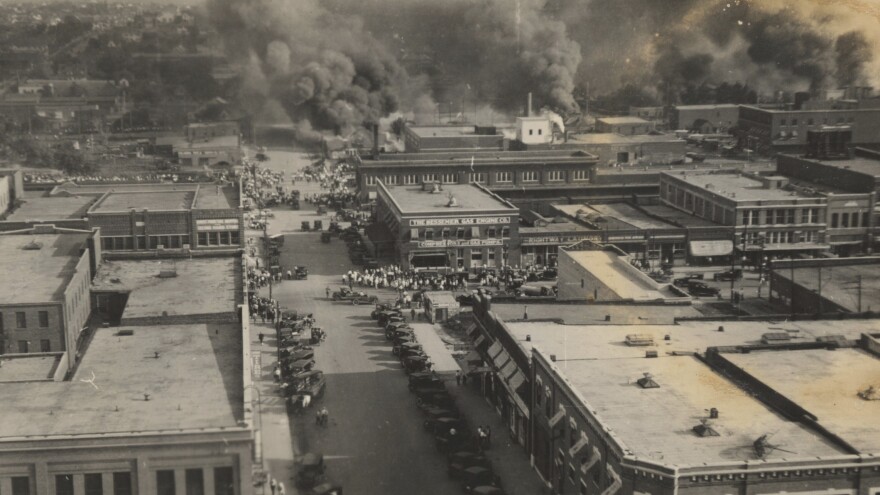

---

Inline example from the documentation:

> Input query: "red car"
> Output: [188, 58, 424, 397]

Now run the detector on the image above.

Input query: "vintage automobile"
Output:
[295, 453, 326, 489]
[434, 418, 472, 453]
[283, 358, 315, 376]
[393, 341, 422, 357]
[292, 266, 309, 280]
[423, 408, 460, 430]
[288, 370, 326, 399]
[687, 281, 721, 297]
[399, 347, 427, 364]
[417, 391, 456, 412]
[459, 467, 501, 492]
[317, 205, 328, 215]
[391, 334, 417, 347]
[280, 349, 314, 362]
[311, 483, 343, 495]
[713, 268, 743, 281]
[408, 372, 444, 391]
[448, 451, 493, 479]
[301, 221, 311, 232]
[332, 287, 378, 305]
[469, 486, 505, 495]
[320, 232, 332, 243]
[386, 326, 414, 341]
[427, 416, 467, 439]
[313, 220, 323, 231]
[373, 306, 402, 322]
[515, 285, 557, 297]
[673, 274, 704, 287]
[384, 320, 410, 333]
[402, 353, 428, 373]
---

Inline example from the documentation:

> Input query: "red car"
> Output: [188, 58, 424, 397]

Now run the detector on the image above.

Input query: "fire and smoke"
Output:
[206, 0, 879, 136]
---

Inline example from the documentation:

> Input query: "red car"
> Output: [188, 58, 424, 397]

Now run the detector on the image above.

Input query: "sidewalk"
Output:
[446, 377, 548, 495]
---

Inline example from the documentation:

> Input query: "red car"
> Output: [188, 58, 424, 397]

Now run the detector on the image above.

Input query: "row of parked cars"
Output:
[371, 304, 506, 495]
[672, 269, 743, 297]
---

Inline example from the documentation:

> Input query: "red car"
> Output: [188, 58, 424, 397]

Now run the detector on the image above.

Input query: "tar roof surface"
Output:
[6, 192, 99, 221]
[92, 258, 239, 319]
[386, 184, 517, 214]
[568, 133, 682, 145]
[408, 125, 499, 138]
[778, 263, 880, 313]
[638, 204, 718, 227]
[554, 203, 675, 230]
[491, 302, 702, 325]
[555, 356, 845, 465]
[0, 323, 243, 438]
[0, 354, 61, 382]
[0, 232, 87, 303]
[665, 171, 818, 202]
[92, 190, 195, 212]
[597, 116, 651, 125]
[815, 157, 880, 178]
[725, 348, 880, 454]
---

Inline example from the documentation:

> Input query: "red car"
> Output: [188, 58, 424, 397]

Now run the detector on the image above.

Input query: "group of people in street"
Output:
[341, 265, 468, 292]
[249, 294, 278, 324]
[315, 406, 330, 427]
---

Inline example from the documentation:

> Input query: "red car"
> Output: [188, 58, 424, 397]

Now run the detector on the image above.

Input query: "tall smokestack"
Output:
[527, 92, 532, 117]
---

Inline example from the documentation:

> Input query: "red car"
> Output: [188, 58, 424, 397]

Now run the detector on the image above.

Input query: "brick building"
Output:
[737, 104, 880, 153]
[402, 124, 507, 153]
[0, 226, 98, 371]
[670, 104, 739, 133]
[372, 181, 520, 271]
[595, 116, 653, 135]
[769, 257, 880, 313]
[465, 296, 880, 495]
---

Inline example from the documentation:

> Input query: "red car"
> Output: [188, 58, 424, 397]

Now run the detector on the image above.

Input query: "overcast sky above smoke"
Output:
[206, 0, 879, 137]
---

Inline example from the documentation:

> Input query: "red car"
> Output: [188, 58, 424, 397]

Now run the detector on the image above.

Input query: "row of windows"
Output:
[779, 116, 854, 127]
[742, 208, 821, 226]
[156, 467, 234, 495]
[414, 226, 511, 241]
[102, 235, 191, 251]
[4, 339, 52, 354]
[369, 170, 590, 186]
[0, 310, 50, 330]
[831, 211, 869, 228]
[196, 231, 241, 247]
[9, 467, 234, 495]
[744, 231, 817, 245]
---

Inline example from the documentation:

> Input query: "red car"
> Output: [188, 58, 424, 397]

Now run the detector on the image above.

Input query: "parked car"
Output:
[459, 467, 500, 491]
[673, 274, 704, 287]
[448, 452, 492, 480]
[408, 371, 444, 391]
[332, 287, 378, 305]
[295, 453, 325, 489]
[713, 269, 743, 281]
[687, 281, 720, 297]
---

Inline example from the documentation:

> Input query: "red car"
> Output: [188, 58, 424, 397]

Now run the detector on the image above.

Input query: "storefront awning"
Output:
[689, 240, 733, 257]
[367, 191, 377, 199]
[471, 226, 481, 238]
[487, 341, 503, 360]
[493, 349, 512, 370]
[508, 370, 526, 391]
[500, 359, 519, 380]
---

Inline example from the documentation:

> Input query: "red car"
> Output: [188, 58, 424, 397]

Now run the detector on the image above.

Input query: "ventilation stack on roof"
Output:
[636, 372, 659, 389]
[692, 418, 720, 437]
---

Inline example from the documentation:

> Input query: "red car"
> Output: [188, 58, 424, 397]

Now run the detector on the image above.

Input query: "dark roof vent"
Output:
[692, 418, 720, 437]
[636, 372, 659, 389]
[22, 240, 43, 250]
[117, 329, 134, 336]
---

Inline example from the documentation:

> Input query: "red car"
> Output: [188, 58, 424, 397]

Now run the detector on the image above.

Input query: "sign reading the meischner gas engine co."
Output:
[409, 217, 510, 227]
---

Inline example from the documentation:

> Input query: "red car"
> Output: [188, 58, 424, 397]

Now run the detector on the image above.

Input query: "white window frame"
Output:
[521, 171, 539, 183]
[403, 174, 419, 185]
[384, 175, 399, 185]
[496, 172, 513, 183]
[548, 170, 565, 182]
[441, 173, 457, 184]
[469, 172, 486, 184]
[423, 173, 438, 183]
[365, 175, 377, 186]
[573, 169, 589, 181]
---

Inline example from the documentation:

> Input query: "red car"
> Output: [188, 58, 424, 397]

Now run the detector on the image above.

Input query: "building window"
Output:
[404, 174, 419, 185]
[547, 170, 565, 182]
[521, 171, 539, 182]
[442, 228, 450, 240]
[55, 475, 74, 495]
[38, 311, 49, 328]
[501, 226, 510, 238]
[831, 213, 839, 228]
[780, 118, 787, 126]
[185, 469, 204, 495]
[807, 118, 814, 126]
[425, 230, 434, 240]
[529, 129, 534, 136]
[456, 228, 465, 239]
[365, 176, 376, 186]
[842, 213, 849, 228]
[18, 340, 28, 353]
[41, 340, 50, 352]
[384, 175, 399, 185]
[113, 472, 132, 495]
[487, 227, 496, 238]
[442, 173, 457, 184]
[573, 169, 589, 181]
[156, 470, 176, 495]
[85, 473, 103, 495]
[198, 232, 208, 245]
[786, 209, 795, 224]
[16, 312, 26, 328]
[12, 477, 30, 495]
[423, 173, 438, 183]
[496, 172, 513, 183]
[863, 212, 870, 227]
[230, 231, 241, 245]
[469, 172, 486, 183]
[538, 128, 543, 135]
[214, 468, 235, 495]
[792, 118, 798, 126]
[471, 250, 483, 262]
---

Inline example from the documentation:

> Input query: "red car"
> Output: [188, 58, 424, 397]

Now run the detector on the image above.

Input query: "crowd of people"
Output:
[249, 294, 278, 324]
[341, 265, 468, 293]
[23, 171, 214, 184]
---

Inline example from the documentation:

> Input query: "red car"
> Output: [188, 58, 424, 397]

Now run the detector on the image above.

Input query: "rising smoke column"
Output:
[206, 0, 421, 140]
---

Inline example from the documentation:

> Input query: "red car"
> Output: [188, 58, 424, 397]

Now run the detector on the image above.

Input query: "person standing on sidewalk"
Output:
[456, 370, 462, 386]
[270, 478, 277, 495]
[326, 286, 331, 299]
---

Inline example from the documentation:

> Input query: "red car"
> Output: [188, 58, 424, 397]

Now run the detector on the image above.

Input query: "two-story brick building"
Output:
[0, 226, 98, 370]
[372, 181, 520, 271]
[737, 104, 880, 153]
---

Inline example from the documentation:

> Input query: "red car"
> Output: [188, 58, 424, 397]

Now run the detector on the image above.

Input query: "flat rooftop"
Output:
[6, 192, 99, 221]
[597, 116, 651, 125]
[0, 354, 61, 382]
[91, 190, 195, 213]
[51, 183, 200, 196]
[675, 104, 739, 111]
[726, 348, 880, 453]
[664, 171, 818, 202]
[639, 204, 718, 227]
[565, 250, 679, 301]
[778, 263, 880, 313]
[92, 258, 239, 319]
[491, 302, 703, 325]
[503, 319, 880, 362]
[553, 203, 676, 230]
[0, 323, 243, 438]
[362, 149, 596, 167]
[0, 232, 88, 303]
[193, 185, 238, 210]
[568, 133, 682, 145]
[383, 184, 518, 215]
[814, 157, 880, 178]
[407, 125, 501, 139]
[556, 355, 845, 465]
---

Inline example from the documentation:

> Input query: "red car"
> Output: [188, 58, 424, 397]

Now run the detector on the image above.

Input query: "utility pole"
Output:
[817, 264, 822, 315]
[857, 274, 862, 313]
[790, 259, 795, 318]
